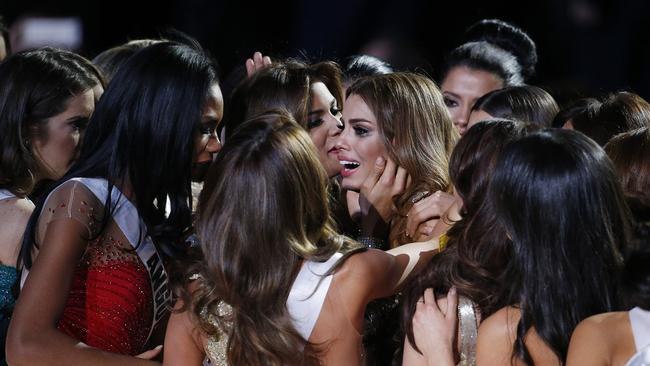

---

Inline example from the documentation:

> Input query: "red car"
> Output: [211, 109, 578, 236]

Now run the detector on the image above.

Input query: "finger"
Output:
[446, 287, 458, 322]
[379, 158, 397, 186]
[423, 288, 436, 306]
[361, 157, 385, 192]
[245, 59, 256, 77]
[393, 166, 408, 195]
[136, 345, 163, 359]
[406, 174, 412, 189]
[263, 56, 272, 66]
[253, 51, 264, 66]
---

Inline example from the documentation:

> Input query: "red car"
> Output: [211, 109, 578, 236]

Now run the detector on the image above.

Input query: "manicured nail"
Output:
[376, 157, 385, 165]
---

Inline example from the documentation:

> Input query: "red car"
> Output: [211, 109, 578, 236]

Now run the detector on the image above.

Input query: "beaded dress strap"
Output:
[457, 295, 478, 366]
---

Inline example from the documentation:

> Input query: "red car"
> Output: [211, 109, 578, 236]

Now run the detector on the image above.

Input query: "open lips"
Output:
[338, 159, 360, 177]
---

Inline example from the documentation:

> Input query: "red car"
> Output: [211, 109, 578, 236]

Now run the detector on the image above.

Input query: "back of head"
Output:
[572, 92, 650, 146]
[552, 97, 598, 128]
[442, 19, 537, 86]
[342, 54, 393, 86]
[0, 47, 102, 197]
[491, 128, 630, 363]
[473, 85, 559, 127]
[222, 60, 343, 141]
[605, 127, 650, 218]
[92, 39, 162, 82]
[347, 72, 457, 243]
[195, 110, 343, 365]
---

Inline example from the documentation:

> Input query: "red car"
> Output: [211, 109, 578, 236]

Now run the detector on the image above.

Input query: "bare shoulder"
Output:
[476, 306, 521, 366]
[0, 197, 34, 265]
[567, 312, 634, 366]
[336, 248, 393, 281]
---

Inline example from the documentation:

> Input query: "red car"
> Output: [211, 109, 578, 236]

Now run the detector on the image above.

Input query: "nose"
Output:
[335, 124, 351, 150]
[206, 134, 222, 154]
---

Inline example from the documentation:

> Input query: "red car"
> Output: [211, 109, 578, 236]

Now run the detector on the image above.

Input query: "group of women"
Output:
[0, 16, 648, 366]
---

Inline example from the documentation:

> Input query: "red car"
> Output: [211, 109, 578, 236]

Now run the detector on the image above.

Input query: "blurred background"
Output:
[2, 0, 650, 104]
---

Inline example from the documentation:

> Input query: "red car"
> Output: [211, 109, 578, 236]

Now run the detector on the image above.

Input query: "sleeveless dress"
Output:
[626, 307, 650, 366]
[0, 189, 20, 366]
[202, 252, 344, 365]
[22, 178, 171, 355]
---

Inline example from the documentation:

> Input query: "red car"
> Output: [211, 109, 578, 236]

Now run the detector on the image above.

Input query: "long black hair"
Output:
[21, 41, 219, 268]
[490, 129, 631, 364]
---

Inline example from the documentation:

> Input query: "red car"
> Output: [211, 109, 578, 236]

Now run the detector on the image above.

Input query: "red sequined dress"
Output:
[24, 178, 171, 355]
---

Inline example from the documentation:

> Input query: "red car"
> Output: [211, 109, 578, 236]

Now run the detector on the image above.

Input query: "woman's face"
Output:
[307, 81, 344, 178]
[193, 83, 224, 181]
[31, 86, 102, 181]
[467, 109, 496, 130]
[336, 94, 387, 190]
[441, 66, 503, 136]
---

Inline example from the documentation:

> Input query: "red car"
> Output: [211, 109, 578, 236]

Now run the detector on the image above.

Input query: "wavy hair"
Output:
[221, 60, 343, 141]
[189, 110, 357, 365]
[402, 119, 535, 350]
[491, 129, 631, 364]
[0, 48, 103, 198]
[346, 72, 458, 246]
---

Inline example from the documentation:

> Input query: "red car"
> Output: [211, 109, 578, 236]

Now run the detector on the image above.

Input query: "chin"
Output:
[191, 161, 212, 182]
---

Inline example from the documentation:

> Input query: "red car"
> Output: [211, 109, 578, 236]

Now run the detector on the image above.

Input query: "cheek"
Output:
[308, 127, 328, 152]
[358, 136, 385, 163]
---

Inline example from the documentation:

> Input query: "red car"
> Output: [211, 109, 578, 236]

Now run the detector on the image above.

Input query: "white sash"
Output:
[286, 252, 343, 341]
[0, 189, 15, 201]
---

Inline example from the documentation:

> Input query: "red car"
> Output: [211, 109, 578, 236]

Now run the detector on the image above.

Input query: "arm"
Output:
[163, 300, 206, 366]
[7, 206, 158, 365]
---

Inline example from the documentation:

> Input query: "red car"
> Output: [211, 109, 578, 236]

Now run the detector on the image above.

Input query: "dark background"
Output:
[3, 0, 650, 104]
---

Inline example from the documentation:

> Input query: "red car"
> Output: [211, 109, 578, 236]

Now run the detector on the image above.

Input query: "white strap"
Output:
[630, 307, 650, 351]
[286, 252, 343, 341]
[0, 189, 15, 201]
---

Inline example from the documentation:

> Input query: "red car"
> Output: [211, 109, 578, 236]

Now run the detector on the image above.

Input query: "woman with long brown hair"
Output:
[163, 110, 441, 365]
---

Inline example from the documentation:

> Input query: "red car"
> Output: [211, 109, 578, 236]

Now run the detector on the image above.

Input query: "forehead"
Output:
[309, 82, 335, 105]
[442, 66, 503, 99]
[204, 84, 224, 115]
[343, 94, 376, 122]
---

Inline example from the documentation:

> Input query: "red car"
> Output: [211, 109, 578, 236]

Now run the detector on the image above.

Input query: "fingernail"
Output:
[155, 345, 163, 350]
[376, 157, 385, 165]
[450, 287, 456, 294]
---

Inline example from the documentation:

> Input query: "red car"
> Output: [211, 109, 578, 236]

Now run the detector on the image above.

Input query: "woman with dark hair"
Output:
[468, 85, 559, 128]
[566, 223, 650, 366]
[566, 92, 650, 146]
[605, 127, 650, 222]
[92, 39, 162, 82]
[402, 119, 535, 366]
[163, 110, 441, 365]
[476, 129, 631, 365]
[552, 98, 598, 129]
[441, 19, 537, 135]
[0, 48, 103, 363]
[7, 41, 222, 365]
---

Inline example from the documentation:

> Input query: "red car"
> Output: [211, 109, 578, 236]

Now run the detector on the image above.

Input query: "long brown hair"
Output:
[190, 110, 356, 365]
[347, 72, 458, 246]
[221, 60, 343, 140]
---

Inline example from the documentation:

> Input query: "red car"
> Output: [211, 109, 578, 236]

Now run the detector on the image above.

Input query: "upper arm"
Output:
[0, 197, 34, 266]
[566, 317, 610, 366]
[476, 307, 518, 366]
[163, 300, 205, 366]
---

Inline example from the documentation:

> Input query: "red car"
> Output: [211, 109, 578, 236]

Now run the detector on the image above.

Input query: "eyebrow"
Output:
[348, 118, 373, 124]
[443, 91, 461, 99]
